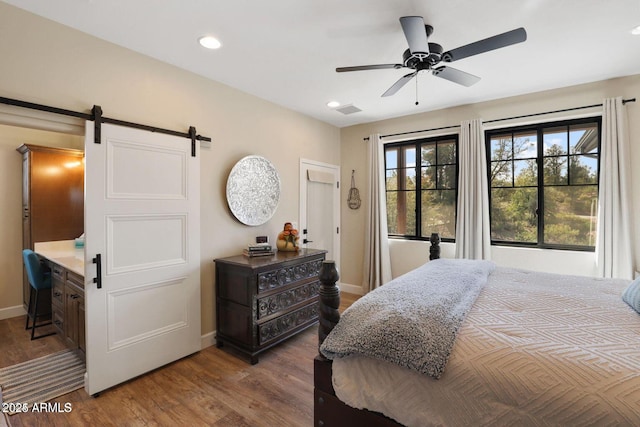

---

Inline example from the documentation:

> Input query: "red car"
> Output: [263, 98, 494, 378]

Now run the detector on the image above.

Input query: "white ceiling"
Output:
[4, 0, 640, 128]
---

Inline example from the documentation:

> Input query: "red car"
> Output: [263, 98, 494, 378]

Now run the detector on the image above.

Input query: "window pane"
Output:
[513, 131, 537, 159]
[569, 123, 598, 154]
[385, 169, 398, 190]
[514, 159, 536, 186]
[402, 168, 416, 190]
[490, 187, 537, 243]
[437, 141, 456, 164]
[403, 147, 416, 168]
[491, 135, 512, 161]
[386, 190, 416, 235]
[421, 166, 435, 189]
[421, 145, 435, 166]
[403, 191, 416, 235]
[543, 156, 568, 185]
[570, 155, 598, 184]
[385, 148, 398, 169]
[437, 165, 456, 189]
[543, 126, 567, 155]
[544, 186, 598, 246]
[422, 190, 456, 239]
[386, 191, 398, 234]
[490, 161, 513, 187]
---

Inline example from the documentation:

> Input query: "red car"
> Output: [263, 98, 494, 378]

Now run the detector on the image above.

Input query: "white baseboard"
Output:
[338, 282, 364, 296]
[0, 305, 26, 321]
[201, 330, 216, 349]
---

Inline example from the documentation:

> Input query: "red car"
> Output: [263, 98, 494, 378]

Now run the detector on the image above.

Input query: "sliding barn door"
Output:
[84, 122, 201, 395]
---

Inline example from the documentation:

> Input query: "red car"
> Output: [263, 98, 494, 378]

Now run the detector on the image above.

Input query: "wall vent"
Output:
[335, 104, 362, 115]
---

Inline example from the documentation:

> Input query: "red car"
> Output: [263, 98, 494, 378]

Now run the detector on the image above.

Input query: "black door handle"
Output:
[93, 254, 102, 289]
[304, 239, 313, 244]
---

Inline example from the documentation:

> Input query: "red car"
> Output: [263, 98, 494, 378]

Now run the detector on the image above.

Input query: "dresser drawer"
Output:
[258, 301, 319, 345]
[52, 278, 65, 308]
[66, 270, 84, 289]
[257, 258, 323, 294]
[52, 305, 64, 335]
[51, 263, 65, 280]
[257, 280, 320, 320]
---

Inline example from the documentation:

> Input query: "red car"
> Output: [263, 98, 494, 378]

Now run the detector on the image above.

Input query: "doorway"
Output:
[299, 159, 340, 277]
[0, 121, 83, 402]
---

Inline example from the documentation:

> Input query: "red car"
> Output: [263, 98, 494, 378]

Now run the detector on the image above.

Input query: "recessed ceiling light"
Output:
[327, 101, 340, 108]
[632, 25, 640, 35]
[198, 35, 222, 49]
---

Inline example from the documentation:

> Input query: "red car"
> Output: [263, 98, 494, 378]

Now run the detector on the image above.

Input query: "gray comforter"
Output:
[320, 258, 495, 379]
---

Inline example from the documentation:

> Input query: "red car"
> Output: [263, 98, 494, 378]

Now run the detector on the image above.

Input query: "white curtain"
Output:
[363, 134, 392, 291]
[455, 119, 491, 260]
[596, 97, 634, 279]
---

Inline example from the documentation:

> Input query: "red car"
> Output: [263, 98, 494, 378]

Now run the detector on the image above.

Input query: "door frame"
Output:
[299, 158, 340, 279]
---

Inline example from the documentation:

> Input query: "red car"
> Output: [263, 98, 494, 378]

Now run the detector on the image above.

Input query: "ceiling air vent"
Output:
[335, 104, 362, 115]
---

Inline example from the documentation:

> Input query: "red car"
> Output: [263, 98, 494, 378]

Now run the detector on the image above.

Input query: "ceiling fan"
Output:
[336, 16, 527, 97]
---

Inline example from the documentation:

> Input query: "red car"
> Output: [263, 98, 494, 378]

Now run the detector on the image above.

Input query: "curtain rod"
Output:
[363, 97, 636, 141]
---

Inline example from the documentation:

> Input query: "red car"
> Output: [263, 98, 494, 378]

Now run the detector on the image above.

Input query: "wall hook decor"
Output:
[347, 170, 361, 210]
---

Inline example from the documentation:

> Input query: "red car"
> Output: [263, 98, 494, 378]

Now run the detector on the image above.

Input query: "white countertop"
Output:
[34, 240, 85, 277]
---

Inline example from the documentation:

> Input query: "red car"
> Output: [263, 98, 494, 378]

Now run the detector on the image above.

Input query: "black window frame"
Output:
[384, 134, 459, 242]
[485, 117, 601, 251]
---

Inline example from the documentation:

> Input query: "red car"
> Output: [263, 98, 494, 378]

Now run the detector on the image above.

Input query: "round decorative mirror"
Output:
[226, 155, 281, 226]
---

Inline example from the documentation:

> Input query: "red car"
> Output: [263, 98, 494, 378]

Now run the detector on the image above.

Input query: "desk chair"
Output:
[22, 249, 55, 340]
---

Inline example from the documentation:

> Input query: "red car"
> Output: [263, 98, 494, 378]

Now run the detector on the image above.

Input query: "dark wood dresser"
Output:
[214, 248, 326, 364]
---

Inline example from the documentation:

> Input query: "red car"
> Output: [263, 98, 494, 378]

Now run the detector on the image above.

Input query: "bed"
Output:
[314, 248, 640, 427]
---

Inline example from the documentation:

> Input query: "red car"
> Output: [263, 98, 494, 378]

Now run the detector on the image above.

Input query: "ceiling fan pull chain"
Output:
[415, 72, 419, 106]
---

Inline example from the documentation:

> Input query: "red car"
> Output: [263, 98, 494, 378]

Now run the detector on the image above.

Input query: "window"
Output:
[384, 135, 458, 240]
[486, 118, 600, 250]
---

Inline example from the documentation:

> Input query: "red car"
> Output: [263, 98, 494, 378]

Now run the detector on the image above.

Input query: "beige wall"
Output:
[0, 3, 340, 335]
[341, 75, 640, 290]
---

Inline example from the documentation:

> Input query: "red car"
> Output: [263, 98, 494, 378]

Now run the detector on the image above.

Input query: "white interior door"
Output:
[300, 159, 340, 273]
[84, 122, 200, 395]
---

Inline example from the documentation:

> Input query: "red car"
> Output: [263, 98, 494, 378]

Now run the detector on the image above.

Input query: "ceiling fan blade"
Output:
[336, 64, 403, 72]
[382, 72, 417, 97]
[433, 66, 480, 87]
[443, 27, 527, 62]
[400, 16, 430, 55]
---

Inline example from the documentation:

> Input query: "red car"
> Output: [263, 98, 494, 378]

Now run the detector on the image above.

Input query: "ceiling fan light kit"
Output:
[336, 16, 527, 98]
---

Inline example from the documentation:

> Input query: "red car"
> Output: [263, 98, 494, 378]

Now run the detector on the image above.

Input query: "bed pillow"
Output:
[622, 277, 640, 314]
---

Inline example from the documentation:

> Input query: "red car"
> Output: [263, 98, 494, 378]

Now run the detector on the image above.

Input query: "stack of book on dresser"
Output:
[243, 243, 274, 257]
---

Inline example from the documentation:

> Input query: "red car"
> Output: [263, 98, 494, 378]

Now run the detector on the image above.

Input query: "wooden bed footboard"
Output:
[314, 237, 440, 427]
[314, 355, 403, 427]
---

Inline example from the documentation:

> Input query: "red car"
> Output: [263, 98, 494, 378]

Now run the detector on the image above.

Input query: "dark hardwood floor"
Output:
[1, 292, 359, 426]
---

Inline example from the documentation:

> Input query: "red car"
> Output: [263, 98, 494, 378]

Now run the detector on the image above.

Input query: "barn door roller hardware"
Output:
[0, 96, 211, 157]
[91, 105, 210, 157]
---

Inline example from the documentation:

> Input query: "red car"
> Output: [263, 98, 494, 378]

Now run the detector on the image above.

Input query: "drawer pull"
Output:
[54, 291, 62, 297]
